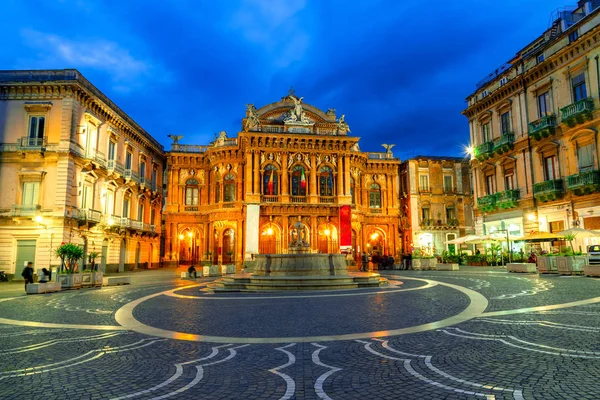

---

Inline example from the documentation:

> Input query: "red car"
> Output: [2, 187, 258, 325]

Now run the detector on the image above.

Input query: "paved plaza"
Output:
[1, 268, 600, 399]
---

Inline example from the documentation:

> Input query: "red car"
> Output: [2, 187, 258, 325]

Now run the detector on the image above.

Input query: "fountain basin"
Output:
[254, 254, 347, 276]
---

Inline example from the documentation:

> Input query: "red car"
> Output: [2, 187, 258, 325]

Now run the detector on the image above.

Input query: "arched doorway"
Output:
[366, 229, 386, 258]
[101, 239, 108, 273]
[223, 229, 235, 264]
[260, 224, 281, 254]
[179, 228, 200, 265]
[119, 239, 126, 272]
[317, 224, 338, 253]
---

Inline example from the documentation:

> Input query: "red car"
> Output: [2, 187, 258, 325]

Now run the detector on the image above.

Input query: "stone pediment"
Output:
[242, 94, 350, 135]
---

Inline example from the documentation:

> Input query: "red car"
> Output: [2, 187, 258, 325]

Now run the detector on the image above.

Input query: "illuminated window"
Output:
[369, 183, 381, 208]
[185, 179, 199, 205]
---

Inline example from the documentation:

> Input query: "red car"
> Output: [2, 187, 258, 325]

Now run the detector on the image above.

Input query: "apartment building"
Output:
[463, 1, 600, 250]
[399, 156, 474, 254]
[0, 70, 165, 278]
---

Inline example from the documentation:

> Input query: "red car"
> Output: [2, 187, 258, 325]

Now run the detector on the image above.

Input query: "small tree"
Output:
[87, 252, 100, 271]
[54, 243, 84, 274]
[562, 233, 577, 255]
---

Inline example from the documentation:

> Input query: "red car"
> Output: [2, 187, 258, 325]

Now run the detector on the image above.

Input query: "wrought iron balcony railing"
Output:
[495, 189, 520, 209]
[11, 204, 41, 217]
[566, 169, 600, 196]
[493, 133, 515, 155]
[528, 114, 557, 140]
[477, 194, 497, 212]
[560, 97, 595, 127]
[533, 179, 564, 202]
[474, 141, 494, 161]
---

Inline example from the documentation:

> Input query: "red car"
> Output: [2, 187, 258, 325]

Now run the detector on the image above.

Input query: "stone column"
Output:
[309, 155, 318, 204]
[343, 155, 351, 196]
[336, 165, 343, 198]
[245, 152, 253, 197]
[282, 215, 289, 252]
[310, 215, 317, 252]
[282, 153, 289, 202]
[236, 220, 244, 270]
[253, 151, 260, 194]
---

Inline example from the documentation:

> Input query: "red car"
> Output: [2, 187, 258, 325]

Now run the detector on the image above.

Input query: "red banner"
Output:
[339, 205, 352, 252]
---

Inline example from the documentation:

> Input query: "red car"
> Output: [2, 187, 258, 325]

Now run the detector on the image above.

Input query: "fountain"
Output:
[212, 222, 387, 291]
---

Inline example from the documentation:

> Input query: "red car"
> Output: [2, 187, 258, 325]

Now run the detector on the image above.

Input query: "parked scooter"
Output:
[0, 271, 8, 282]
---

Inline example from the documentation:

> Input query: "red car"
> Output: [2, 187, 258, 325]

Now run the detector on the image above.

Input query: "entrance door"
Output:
[119, 239, 126, 272]
[15, 240, 36, 279]
[100, 239, 108, 273]
[135, 242, 141, 269]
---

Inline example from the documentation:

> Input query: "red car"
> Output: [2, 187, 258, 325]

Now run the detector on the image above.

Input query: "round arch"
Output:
[317, 223, 338, 253]
[259, 223, 282, 254]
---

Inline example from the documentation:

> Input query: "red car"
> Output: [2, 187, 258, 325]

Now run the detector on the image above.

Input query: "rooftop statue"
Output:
[285, 95, 311, 124]
[337, 114, 350, 133]
[244, 104, 261, 131]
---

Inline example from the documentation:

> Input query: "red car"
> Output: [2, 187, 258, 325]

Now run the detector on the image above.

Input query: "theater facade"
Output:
[163, 93, 401, 267]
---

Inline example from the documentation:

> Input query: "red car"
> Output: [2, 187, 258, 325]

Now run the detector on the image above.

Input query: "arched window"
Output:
[263, 165, 279, 195]
[369, 183, 381, 208]
[291, 165, 307, 196]
[224, 173, 235, 202]
[319, 166, 334, 196]
[350, 177, 355, 204]
[185, 179, 199, 205]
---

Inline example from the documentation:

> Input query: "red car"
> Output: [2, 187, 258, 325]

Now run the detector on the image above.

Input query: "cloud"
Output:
[229, 0, 310, 67]
[17, 29, 165, 92]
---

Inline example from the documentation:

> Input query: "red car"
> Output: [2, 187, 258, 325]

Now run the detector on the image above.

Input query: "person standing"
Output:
[21, 262, 34, 292]
[361, 252, 369, 272]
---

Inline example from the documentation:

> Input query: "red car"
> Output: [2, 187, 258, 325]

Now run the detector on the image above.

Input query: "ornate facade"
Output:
[0, 70, 165, 278]
[399, 156, 474, 254]
[163, 92, 401, 266]
[464, 2, 600, 252]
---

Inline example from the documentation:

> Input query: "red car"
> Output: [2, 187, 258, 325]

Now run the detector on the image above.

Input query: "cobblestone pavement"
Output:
[1, 267, 600, 399]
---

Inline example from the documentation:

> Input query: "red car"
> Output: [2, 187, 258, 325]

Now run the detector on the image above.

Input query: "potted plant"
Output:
[54, 243, 84, 289]
[537, 251, 559, 274]
[82, 252, 103, 287]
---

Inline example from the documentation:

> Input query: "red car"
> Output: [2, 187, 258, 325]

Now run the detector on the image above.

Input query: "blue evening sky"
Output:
[1, 0, 568, 159]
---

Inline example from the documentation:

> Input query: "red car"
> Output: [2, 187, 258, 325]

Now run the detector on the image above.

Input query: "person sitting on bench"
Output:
[187, 265, 197, 278]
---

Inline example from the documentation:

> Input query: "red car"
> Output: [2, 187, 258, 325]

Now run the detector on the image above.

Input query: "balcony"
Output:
[370, 208, 382, 214]
[19, 136, 47, 150]
[528, 115, 557, 140]
[11, 204, 41, 217]
[92, 150, 106, 168]
[261, 195, 280, 203]
[560, 98, 595, 127]
[421, 218, 459, 230]
[130, 220, 143, 230]
[184, 206, 199, 212]
[86, 209, 102, 225]
[474, 141, 494, 161]
[124, 169, 139, 183]
[477, 194, 497, 212]
[443, 186, 458, 194]
[493, 133, 515, 155]
[118, 217, 131, 228]
[290, 196, 307, 203]
[566, 170, 600, 196]
[419, 186, 431, 194]
[533, 179, 564, 202]
[319, 196, 335, 204]
[495, 189, 520, 209]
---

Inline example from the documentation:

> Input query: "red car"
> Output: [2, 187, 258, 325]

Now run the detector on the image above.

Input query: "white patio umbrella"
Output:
[556, 227, 600, 238]
[446, 235, 480, 244]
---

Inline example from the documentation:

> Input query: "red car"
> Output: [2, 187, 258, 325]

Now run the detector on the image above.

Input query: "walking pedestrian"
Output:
[21, 262, 34, 292]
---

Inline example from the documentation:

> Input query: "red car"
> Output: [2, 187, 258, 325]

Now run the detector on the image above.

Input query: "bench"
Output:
[507, 263, 537, 273]
[26, 281, 62, 294]
[102, 276, 132, 286]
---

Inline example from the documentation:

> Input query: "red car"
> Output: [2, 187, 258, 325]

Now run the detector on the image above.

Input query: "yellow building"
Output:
[163, 92, 401, 267]
[0, 70, 165, 278]
[464, 2, 600, 251]
[399, 156, 474, 255]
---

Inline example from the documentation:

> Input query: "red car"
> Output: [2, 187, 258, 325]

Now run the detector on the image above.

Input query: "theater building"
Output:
[163, 92, 401, 267]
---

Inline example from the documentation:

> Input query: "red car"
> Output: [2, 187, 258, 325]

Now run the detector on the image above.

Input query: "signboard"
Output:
[339, 205, 352, 252]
